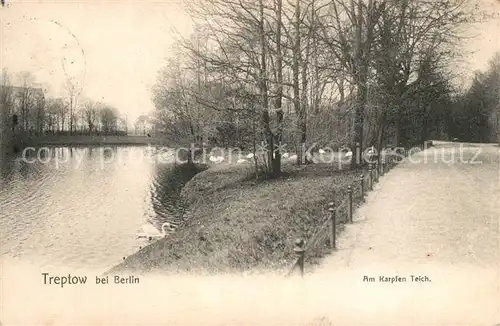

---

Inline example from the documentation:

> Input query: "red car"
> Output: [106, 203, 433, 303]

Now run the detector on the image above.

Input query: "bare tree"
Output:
[1, 69, 14, 149]
[99, 105, 118, 134]
[63, 77, 81, 135]
[18, 72, 37, 132]
[44, 98, 60, 133]
[80, 98, 100, 133]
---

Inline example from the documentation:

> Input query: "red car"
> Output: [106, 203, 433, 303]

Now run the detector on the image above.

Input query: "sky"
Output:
[0, 0, 499, 125]
[0, 0, 194, 124]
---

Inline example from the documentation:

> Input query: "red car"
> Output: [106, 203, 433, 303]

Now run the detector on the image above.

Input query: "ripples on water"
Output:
[0, 146, 197, 271]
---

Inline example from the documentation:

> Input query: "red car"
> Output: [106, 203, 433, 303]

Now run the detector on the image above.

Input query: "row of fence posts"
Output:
[292, 147, 415, 277]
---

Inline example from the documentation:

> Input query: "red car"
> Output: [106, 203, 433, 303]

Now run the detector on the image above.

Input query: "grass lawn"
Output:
[107, 160, 363, 275]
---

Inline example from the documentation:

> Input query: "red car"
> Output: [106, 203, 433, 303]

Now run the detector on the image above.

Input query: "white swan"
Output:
[345, 151, 353, 158]
[318, 149, 326, 154]
[246, 153, 254, 159]
[282, 152, 289, 159]
[289, 154, 298, 161]
[137, 222, 174, 240]
[237, 158, 247, 164]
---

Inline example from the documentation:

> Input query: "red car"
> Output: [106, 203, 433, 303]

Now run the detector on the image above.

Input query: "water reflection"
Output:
[148, 163, 202, 230]
[0, 146, 201, 271]
[0, 155, 15, 186]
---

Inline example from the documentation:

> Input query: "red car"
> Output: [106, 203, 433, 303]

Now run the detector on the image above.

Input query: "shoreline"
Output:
[106, 160, 362, 276]
[17, 135, 172, 148]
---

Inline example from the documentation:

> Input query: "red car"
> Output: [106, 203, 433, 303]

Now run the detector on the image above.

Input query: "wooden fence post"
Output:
[294, 238, 305, 277]
[360, 173, 365, 202]
[355, 142, 360, 165]
[348, 185, 353, 223]
[368, 164, 373, 190]
[328, 206, 336, 249]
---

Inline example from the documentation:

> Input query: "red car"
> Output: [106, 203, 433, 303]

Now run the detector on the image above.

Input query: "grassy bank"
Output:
[108, 161, 362, 275]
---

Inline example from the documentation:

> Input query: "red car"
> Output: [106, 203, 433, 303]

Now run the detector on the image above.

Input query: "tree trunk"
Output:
[420, 104, 430, 144]
[293, 0, 302, 165]
[259, 0, 274, 176]
[301, 16, 310, 163]
[395, 107, 401, 147]
[350, 0, 376, 169]
[272, 0, 283, 175]
[70, 97, 73, 135]
[376, 117, 386, 165]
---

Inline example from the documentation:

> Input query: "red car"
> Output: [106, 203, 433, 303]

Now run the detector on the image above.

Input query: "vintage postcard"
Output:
[1, 0, 499, 325]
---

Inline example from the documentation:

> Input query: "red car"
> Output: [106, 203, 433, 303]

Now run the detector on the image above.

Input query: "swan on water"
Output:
[318, 149, 326, 154]
[246, 153, 254, 159]
[236, 158, 247, 164]
[345, 151, 353, 158]
[282, 152, 289, 159]
[137, 222, 174, 240]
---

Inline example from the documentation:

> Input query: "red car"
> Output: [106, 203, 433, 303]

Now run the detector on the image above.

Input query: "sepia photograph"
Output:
[1, 0, 499, 324]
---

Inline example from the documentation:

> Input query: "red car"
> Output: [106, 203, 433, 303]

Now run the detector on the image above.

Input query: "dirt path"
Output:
[310, 143, 500, 325]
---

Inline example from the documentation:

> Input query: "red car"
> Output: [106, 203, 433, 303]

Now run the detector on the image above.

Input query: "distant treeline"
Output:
[31, 129, 128, 137]
[0, 70, 128, 142]
[447, 54, 500, 144]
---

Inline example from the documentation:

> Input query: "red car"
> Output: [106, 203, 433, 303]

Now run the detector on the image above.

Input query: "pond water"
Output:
[0, 146, 198, 271]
